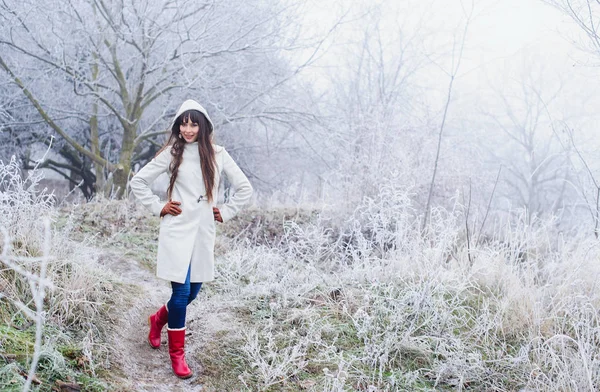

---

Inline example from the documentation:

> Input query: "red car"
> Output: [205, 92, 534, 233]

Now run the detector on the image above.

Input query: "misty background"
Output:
[1, 0, 600, 231]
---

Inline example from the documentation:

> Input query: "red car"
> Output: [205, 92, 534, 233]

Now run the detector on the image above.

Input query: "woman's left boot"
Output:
[148, 305, 168, 349]
[167, 328, 193, 379]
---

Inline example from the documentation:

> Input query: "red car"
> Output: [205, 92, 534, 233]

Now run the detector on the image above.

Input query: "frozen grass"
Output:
[198, 179, 600, 391]
[59, 197, 162, 272]
[0, 157, 114, 391]
[4, 154, 600, 390]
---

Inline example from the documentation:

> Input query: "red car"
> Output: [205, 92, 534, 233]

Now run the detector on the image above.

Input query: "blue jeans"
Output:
[167, 265, 202, 329]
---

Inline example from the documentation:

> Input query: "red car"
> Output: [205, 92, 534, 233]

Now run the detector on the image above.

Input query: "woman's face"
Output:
[179, 116, 200, 143]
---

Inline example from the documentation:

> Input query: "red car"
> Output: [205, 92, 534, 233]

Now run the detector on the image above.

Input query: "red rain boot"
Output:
[167, 328, 193, 379]
[147, 305, 168, 349]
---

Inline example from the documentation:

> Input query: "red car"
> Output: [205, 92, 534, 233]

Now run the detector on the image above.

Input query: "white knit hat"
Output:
[171, 99, 214, 131]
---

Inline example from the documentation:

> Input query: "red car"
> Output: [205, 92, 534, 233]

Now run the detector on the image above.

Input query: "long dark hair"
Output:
[156, 110, 217, 202]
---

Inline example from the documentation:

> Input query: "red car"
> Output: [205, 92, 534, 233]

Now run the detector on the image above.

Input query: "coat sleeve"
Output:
[219, 148, 253, 223]
[129, 147, 171, 217]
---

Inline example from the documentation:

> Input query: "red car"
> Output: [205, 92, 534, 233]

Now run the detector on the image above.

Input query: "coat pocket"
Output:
[160, 214, 172, 227]
[161, 213, 181, 227]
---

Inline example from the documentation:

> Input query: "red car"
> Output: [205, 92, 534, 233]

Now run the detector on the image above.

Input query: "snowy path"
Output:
[100, 252, 209, 392]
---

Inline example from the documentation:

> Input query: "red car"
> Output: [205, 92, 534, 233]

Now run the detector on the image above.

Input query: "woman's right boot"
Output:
[167, 328, 193, 379]
[148, 305, 168, 349]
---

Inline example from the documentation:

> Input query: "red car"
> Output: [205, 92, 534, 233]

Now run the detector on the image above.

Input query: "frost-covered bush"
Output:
[208, 181, 600, 391]
[0, 156, 113, 328]
[0, 157, 114, 390]
[0, 156, 55, 255]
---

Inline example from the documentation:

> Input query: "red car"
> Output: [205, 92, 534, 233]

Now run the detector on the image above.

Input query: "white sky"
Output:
[303, 0, 577, 69]
[299, 0, 589, 87]
[466, 0, 566, 59]
[298, 0, 599, 138]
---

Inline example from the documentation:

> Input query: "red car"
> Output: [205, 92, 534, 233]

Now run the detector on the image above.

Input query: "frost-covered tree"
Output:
[541, 0, 600, 237]
[318, 3, 428, 210]
[544, 0, 600, 62]
[0, 0, 328, 198]
[478, 70, 574, 223]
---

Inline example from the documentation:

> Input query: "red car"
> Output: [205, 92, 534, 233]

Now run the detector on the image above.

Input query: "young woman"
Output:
[129, 99, 253, 378]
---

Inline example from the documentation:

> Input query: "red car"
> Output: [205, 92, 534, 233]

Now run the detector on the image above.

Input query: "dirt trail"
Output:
[99, 251, 239, 392]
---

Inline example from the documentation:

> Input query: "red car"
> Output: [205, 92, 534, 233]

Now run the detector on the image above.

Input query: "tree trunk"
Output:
[114, 124, 136, 198]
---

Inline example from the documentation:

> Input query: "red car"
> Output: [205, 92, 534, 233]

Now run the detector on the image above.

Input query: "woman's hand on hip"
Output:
[213, 207, 223, 222]
[160, 200, 182, 217]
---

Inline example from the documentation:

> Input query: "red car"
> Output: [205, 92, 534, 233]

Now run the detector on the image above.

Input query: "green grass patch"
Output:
[0, 320, 110, 391]
[195, 331, 250, 392]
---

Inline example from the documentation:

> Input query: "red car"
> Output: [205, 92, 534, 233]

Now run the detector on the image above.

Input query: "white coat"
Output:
[129, 100, 253, 283]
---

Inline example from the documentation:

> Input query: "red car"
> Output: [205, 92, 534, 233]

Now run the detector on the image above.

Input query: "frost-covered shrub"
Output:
[0, 156, 113, 329]
[213, 181, 600, 391]
[240, 316, 316, 389]
[0, 156, 55, 256]
[0, 157, 114, 390]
